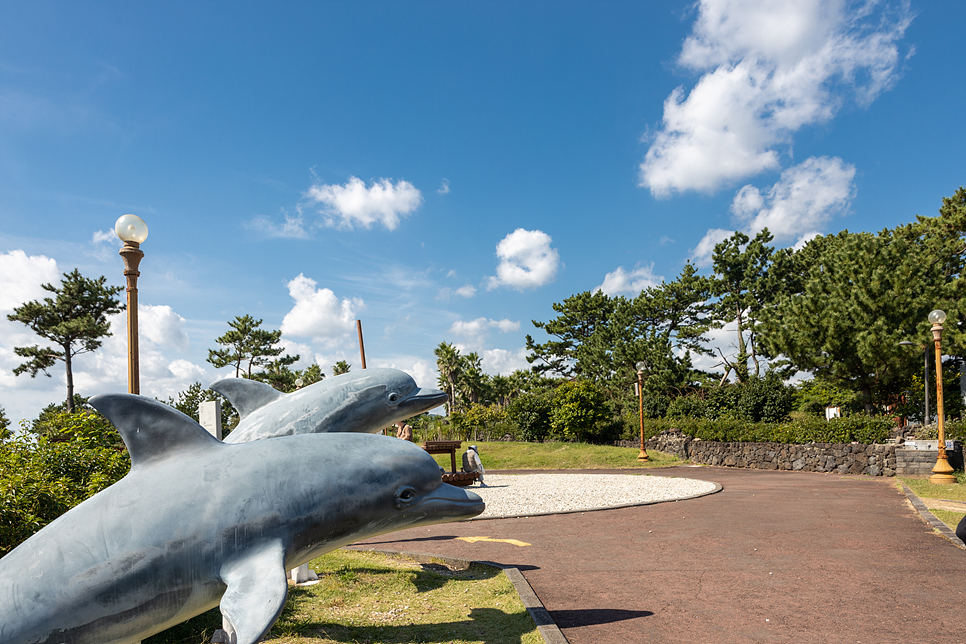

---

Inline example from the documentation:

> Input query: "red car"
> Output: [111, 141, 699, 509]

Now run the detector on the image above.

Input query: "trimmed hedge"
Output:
[632, 414, 894, 446]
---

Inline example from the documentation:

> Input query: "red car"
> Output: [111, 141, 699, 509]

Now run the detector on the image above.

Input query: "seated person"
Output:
[461, 444, 486, 487]
[395, 420, 413, 441]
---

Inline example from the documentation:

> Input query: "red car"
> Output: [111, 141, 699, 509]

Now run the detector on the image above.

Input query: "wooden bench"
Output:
[422, 440, 480, 487]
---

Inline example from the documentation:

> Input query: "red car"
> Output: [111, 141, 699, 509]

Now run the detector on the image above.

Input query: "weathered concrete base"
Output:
[289, 563, 319, 583]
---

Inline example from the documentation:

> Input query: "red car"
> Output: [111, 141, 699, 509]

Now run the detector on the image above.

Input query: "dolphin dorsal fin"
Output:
[208, 378, 285, 420]
[89, 394, 223, 468]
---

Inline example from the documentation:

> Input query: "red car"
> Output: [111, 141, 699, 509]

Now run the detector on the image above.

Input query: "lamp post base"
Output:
[930, 456, 958, 485]
[638, 449, 649, 461]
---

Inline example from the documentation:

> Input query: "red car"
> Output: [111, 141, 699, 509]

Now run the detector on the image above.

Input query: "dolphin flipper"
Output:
[210, 378, 285, 420]
[89, 394, 223, 468]
[219, 539, 289, 644]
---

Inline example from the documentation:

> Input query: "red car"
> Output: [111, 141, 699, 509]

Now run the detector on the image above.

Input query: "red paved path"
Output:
[349, 467, 966, 644]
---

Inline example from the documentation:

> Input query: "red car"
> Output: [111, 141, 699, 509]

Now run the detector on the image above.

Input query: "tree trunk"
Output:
[65, 346, 74, 413]
[734, 306, 749, 383]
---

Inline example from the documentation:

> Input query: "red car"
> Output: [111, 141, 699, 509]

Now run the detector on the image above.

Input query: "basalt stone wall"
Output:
[629, 429, 897, 476]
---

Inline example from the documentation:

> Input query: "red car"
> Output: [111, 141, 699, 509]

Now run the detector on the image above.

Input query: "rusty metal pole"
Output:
[356, 320, 367, 369]
[118, 241, 143, 395]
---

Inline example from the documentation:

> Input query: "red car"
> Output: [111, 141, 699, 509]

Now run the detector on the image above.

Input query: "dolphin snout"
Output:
[400, 388, 449, 414]
[413, 482, 485, 521]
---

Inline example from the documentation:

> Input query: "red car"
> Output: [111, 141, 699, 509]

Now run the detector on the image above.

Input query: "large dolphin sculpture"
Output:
[0, 394, 483, 644]
[212, 367, 447, 443]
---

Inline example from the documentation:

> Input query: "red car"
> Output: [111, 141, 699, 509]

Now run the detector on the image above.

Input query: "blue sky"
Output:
[1, 0, 964, 424]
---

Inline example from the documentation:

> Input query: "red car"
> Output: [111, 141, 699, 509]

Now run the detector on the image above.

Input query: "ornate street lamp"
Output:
[927, 309, 956, 484]
[635, 361, 649, 461]
[115, 214, 148, 395]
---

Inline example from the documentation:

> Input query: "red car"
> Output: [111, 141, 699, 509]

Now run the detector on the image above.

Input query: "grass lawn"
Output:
[898, 471, 966, 531]
[430, 440, 681, 471]
[145, 550, 541, 644]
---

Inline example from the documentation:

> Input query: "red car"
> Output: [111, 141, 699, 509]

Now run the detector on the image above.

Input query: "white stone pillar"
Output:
[199, 400, 222, 440]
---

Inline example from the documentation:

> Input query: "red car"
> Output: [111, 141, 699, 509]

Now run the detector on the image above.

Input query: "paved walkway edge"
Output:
[352, 547, 569, 644]
[901, 485, 966, 549]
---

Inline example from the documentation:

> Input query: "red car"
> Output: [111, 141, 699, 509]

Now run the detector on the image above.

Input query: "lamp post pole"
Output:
[928, 309, 956, 485]
[635, 361, 648, 461]
[115, 215, 148, 395]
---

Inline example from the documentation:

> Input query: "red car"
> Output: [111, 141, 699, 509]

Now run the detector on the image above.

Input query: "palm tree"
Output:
[435, 342, 461, 416]
[457, 352, 488, 409]
[332, 360, 351, 376]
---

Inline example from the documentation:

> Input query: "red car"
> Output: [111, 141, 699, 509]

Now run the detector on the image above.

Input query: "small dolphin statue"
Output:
[212, 367, 448, 443]
[0, 394, 483, 644]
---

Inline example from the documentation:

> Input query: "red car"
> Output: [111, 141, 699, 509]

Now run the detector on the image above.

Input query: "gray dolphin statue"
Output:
[0, 394, 483, 644]
[212, 367, 448, 443]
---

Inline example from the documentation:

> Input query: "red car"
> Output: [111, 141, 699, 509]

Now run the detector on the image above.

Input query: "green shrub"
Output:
[548, 380, 610, 442]
[455, 403, 508, 441]
[506, 393, 553, 442]
[666, 394, 707, 419]
[664, 375, 793, 423]
[1, 412, 131, 557]
[738, 373, 794, 422]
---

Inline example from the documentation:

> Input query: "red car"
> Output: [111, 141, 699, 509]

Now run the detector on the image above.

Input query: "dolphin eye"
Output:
[395, 487, 417, 509]
[387, 392, 400, 405]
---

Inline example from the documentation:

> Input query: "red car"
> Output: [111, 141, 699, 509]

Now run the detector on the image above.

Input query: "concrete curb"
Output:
[901, 485, 966, 549]
[352, 548, 569, 644]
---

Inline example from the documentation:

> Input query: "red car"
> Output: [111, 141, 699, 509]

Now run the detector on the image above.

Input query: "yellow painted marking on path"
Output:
[457, 536, 531, 547]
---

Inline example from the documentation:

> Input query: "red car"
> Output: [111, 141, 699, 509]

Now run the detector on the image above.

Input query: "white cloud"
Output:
[729, 156, 855, 243]
[0, 250, 60, 311]
[691, 155, 855, 265]
[690, 228, 736, 267]
[436, 284, 477, 300]
[454, 284, 477, 298]
[595, 264, 664, 296]
[438, 178, 450, 194]
[304, 176, 423, 231]
[481, 347, 530, 375]
[167, 359, 208, 382]
[92, 229, 116, 245]
[640, 0, 911, 196]
[449, 317, 521, 347]
[280, 273, 363, 343]
[391, 359, 438, 391]
[246, 212, 310, 239]
[486, 229, 560, 291]
[139, 304, 190, 351]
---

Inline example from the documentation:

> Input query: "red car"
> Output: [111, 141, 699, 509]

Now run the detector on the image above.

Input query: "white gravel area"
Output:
[466, 473, 719, 519]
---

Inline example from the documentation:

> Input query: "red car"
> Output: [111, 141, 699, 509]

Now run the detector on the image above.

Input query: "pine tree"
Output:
[8, 270, 123, 413]
[207, 315, 296, 379]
